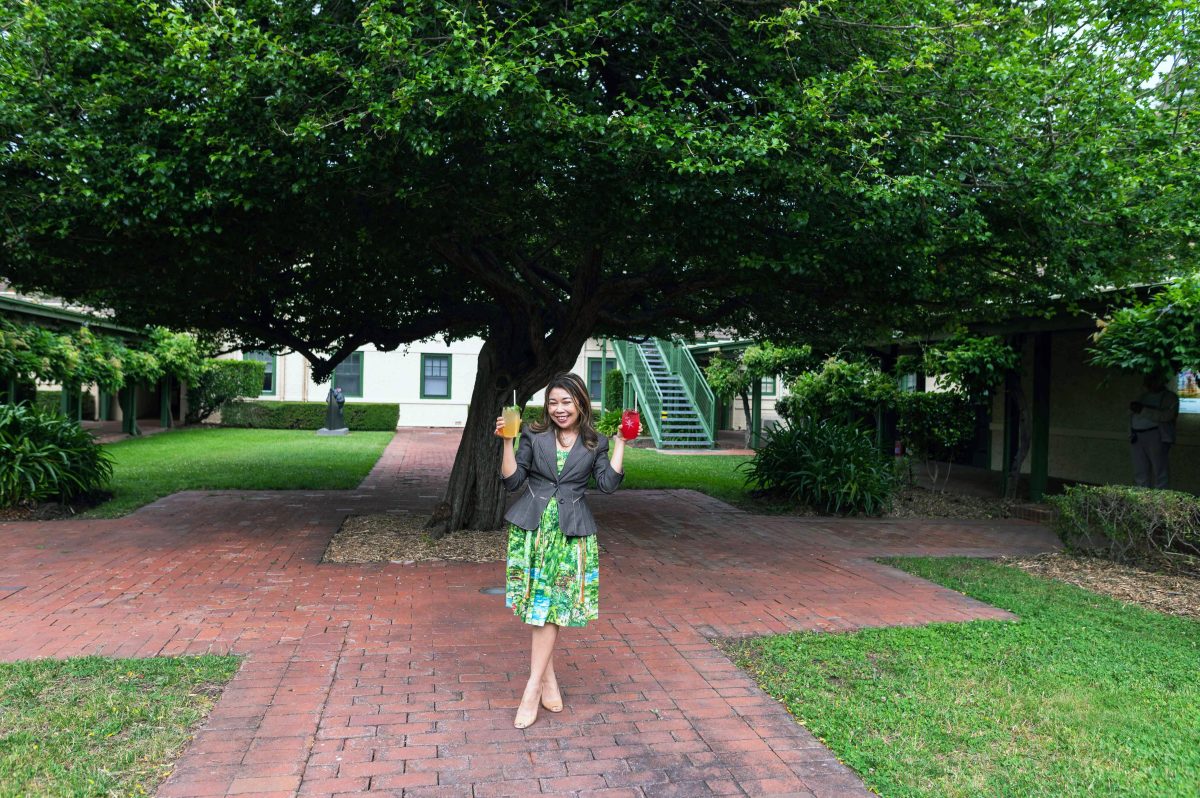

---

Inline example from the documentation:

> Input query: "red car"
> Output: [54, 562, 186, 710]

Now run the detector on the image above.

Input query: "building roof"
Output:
[0, 290, 140, 336]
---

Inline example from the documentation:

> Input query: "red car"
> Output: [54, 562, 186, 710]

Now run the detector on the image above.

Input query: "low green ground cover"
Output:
[0, 655, 240, 797]
[90, 427, 393, 517]
[725, 557, 1200, 797]
[618, 448, 753, 506]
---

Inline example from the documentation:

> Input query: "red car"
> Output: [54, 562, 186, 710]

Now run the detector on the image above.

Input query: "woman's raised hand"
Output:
[493, 415, 507, 437]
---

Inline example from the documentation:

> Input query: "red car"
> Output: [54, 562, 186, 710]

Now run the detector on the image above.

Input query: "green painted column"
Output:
[159, 376, 173, 429]
[60, 383, 82, 421]
[600, 340, 608, 412]
[5, 377, 15, 404]
[121, 385, 140, 436]
[1029, 332, 1052, 501]
[750, 378, 763, 449]
[99, 390, 110, 421]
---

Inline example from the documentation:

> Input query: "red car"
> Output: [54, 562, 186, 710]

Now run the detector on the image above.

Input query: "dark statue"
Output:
[317, 386, 349, 435]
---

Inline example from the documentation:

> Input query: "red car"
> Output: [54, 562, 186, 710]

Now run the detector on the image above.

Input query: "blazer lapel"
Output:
[558, 434, 587, 481]
[535, 429, 556, 477]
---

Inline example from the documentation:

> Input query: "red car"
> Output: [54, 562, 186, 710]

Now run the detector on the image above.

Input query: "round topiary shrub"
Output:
[0, 403, 113, 507]
[739, 418, 897, 516]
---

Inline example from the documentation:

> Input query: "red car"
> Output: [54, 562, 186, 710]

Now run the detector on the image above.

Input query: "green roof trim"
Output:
[0, 295, 140, 335]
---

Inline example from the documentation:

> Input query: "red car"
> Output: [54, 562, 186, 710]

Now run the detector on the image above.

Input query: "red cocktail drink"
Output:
[619, 409, 640, 440]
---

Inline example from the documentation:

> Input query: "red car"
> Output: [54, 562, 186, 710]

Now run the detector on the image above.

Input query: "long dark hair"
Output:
[529, 371, 600, 451]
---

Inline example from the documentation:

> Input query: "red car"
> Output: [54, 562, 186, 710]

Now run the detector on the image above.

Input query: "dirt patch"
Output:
[999, 552, 1200, 622]
[323, 512, 507, 564]
[0, 492, 112, 522]
[888, 486, 1017, 520]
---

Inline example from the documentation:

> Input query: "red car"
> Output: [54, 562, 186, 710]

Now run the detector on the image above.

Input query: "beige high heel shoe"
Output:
[514, 683, 542, 729]
[540, 677, 563, 713]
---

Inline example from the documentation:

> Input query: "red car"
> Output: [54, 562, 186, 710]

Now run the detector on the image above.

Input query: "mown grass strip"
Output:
[89, 427, 394, 517]
[619, 448, 754, 505]
[0, 655, 240, 797]
[724, 557, 1200, 798]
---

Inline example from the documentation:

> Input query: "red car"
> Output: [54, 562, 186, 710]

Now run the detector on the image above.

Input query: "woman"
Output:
[494, 371, 626, 728]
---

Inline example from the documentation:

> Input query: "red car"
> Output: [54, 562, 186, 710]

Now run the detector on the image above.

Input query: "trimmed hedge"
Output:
[1050, 485, 1200, 573]
[186, 359, 266, 423]
[604, 368, 624, 411]
[221, 400, 399, 431]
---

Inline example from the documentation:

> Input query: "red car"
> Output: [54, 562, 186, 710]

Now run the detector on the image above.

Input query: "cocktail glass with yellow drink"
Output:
[502, 405, 522, 438]
[501, 388, 520, 439]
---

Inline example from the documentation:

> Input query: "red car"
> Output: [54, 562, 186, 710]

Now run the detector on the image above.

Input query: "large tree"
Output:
[2, 0, 1196, 533]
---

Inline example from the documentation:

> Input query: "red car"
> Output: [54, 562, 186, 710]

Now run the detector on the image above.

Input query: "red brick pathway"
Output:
[0, 429, 1059, 797]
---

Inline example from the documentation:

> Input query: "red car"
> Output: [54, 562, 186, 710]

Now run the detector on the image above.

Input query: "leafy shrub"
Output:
[604, 369, 624, 411]
[1049, 485, 1200, 573]
[522, 405, 544, 425]
[186, 359, 266, 423]
[595, 408, 621, 437]
[740, 419, 897, 516]
[778, 357, 898, 428]
[895, 391, 975, 487]
[0, 403, 113, 507]
[1089, 276, 1200, 377]
[36, 390, 97, 419]
[913, 334, 1018, 401]
[220, 400, 399, 430]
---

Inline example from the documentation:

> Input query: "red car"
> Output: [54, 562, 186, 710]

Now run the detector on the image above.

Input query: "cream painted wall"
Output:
[726, 383, 790, 431]
[253, 338, 485, 428]
[241, 337, 624, 428]
[238, 337, 782, 432]
[988, 329, 1200, 493]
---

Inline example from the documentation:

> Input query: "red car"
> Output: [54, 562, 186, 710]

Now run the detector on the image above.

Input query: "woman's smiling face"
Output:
[547, 387, 580, 431]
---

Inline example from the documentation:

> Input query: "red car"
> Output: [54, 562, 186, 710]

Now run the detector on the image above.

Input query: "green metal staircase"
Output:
[610, 338, 716, 449]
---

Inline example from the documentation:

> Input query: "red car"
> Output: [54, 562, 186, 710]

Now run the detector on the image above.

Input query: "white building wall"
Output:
[254, 338, 485, 428]
[237, 337, 752, 429]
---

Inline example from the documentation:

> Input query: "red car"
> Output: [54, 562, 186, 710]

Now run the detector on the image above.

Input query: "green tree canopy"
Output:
[1090, 277, 1200, 377]
[2, 0, 1196, 531]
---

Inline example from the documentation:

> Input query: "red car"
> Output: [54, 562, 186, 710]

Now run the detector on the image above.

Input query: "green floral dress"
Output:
[506, 447, 600, 627]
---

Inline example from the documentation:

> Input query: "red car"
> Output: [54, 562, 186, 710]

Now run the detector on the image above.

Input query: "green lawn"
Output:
[0, 655, 240, 797]
[619, 448, 754, 505]
[90, 427, 393, 517]
[724, 558, 1200, 798]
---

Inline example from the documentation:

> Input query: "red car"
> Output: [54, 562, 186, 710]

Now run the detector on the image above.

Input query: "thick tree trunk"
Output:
[424, 334, 585, 538]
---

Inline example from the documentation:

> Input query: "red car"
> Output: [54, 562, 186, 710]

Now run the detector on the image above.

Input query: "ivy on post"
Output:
[750, 378, 763, 449]
[121, 384, 140, 437]
[159, 376, 172, 429]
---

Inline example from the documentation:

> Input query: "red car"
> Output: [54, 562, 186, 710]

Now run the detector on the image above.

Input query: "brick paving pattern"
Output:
[0, 429, 1059, 797]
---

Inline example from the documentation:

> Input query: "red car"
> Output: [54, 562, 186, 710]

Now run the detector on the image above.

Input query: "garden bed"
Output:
[999, 552, 1200, 622]
[0, 492, 112, 522]
[323, 513, 506, 564]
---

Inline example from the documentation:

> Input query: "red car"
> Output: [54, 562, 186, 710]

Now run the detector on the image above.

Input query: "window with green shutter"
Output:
[421, 354, 451, 398]
[243, 351, 276, 396]
[332, 352, 364, 397]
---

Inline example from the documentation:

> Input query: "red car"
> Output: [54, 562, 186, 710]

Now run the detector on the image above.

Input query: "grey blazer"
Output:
[500, 427, 624, 537]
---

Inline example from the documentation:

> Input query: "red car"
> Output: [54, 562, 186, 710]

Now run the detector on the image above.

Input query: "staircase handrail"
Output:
[609, 339, 665, 447]
[653, 337, 716, 444]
